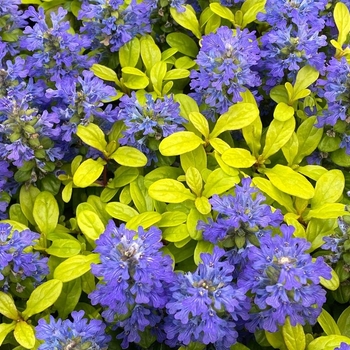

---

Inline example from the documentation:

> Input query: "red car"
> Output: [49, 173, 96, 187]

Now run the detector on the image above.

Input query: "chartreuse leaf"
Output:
[119, 37, 140, 68]
[337, 306, 350, 337]
[19, 185, 40, 226]
[76, 124, 107, 152]
[295, 116, 323, 164]
[261, 117, 295, 159]
[252, 177, 295, 213]
[149, 179, 196, 203]
[284, 213, 306, 238]
[9, 204, 28, 226]
[0, 322, 16, 346]
[159, 131, 204, 156]
[0, 292, 19, 320]
[163, 224, 190, 242]
[318, 309, 341, 336]
[186, 167, 202, 197]
[122, 67, 149, 89]
[189, 112, 209, 139]
[209, 138, 230, 154]
[241, 0, 266, 27]
[140, 35, 161, 72]
[77, 210, 105, 241]
[166, 32, 198, 57]
[150, 61, 167, 95]
[210, 103, 259, 138]
[180, 146, 207, 172]
[307, 335, 350, 350]
[195, 196, 211, 215]
[194, 240, 214, 265]
[305, 203, 346, 220]
[22, 279, 63, 319]
[209, 3, 235, 23]
[311, 170, 344, 208]
[54, 254, 100, 282]
[110, 146, 147, 167]
[297, 165, 328, 181]
[334, 2, 350, 47]
[62, 181, 73, 203]
[90, 63, 119, 84]
[105, 202, 138, 221]
[265, 329, 287, 350]
[306, 218, 337, 251]
[242, 115, 262, 157]
[221, 148, 256, 168]
[46, 239, 81, 258]
[158, 211, 187, 227]
[170, 5, 201, 39]
[292, 66, 319, 101]
[274, 102, 294, 121]
[33, 191, 59, 234]
[73, 158, 106, 187]
[319, 266, 339, 291]
[14, 321, 35, 349]
[126, 212, 162, 230]
[282, 133, 299, 166]
[230, 343, 250, 350]
[264, 165, 315, 199]
[164, 69, 190, 80]
[202, 168, 239, 198]
[282, 317, 306, 350]
[130, 176, 153, 213]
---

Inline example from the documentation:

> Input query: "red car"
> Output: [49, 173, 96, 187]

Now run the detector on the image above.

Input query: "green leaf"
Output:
[292, 66, 319, 100]
[105, 202, 139, 221]
[166, 33, 198, 57]
[337, 306, 350, 337]
[174, 94, 199, 121]
[262, 117, 295, 159]
[90, 63, 118, 83]
[175, 56, 196, 69]
[76, 124, 107, 152]
[264, 165, 315, 199]
[189, 112, 209, 139]
[170, 5, 201, 39]
[0, 292, 19, 320]
[282, 317, 305, 350]
[209, 3, 235, 22]
[221, 148, 256, 168]
[140, 35, 161, 71]
[195, 196, 211, 215]
[22, 279, 63, 319]
[210, 103, 259, 138]
[161, 47, 178, 61]
[159, 131, 204, 156]
[265, 330, 288, 350]
[194, 240, 214, 265]
[319, 267, 339, 291]
[163, 224, 190, 242]
[242, 116, 262, 157]
[274, 102, 294, 121]
[158, 211, 187, 227]
[318, 309, 341, 336]
[282, 132, 299, 166]
[306, 203, 346, 220]
[331, 147, 350, 167]
[19, 185, 40, 225]
[241, 0, 266, 27]
[54, 254, 100, 283]
[122, 67, 149, 89]
[14, 322, 35, 349]
[73, 158, 106, 188]
[9, 204, 28, 226]
[109, 166, 139, 189]
[180, 146, 207, 172]
[270, 85, 289, 104]
[202, 168, 239, 198]
[306, 218, 337, 251]
[54, 278, 82, 319]
[110, 146, 147, 167]
[297, 165, 328, 181]
[164, 69, 190, 80]
[33, 191, 59, 234]
[119, 37, 140, 68]
[307, 335, 350, 350]
[77, 210, 105, 241]
[311, 170, 344, 208]
[130, 176, 153, 213]
[0, 322, 15, 346]
[334, 2, 350, 47]
[46, 239, 81, 258]
[126, 212, 162, 230]
[150, 61, 167, 95]
[186, 167, 202, 197]
[148, 179, 196, 203]
[187, 207, 206, 240]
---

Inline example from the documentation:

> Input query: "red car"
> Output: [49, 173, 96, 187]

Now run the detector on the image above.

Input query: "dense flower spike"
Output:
[78, 0, 155, 52]
[190, 26, 261, 119]
[0, 223, 48, 292]
[238, 224, 332, 332]
[89, 221, 174, 348]
[36, 310, 111, 349]
[164, 247, 250, 348]
[117, 92, 185, 162]
[197, 177, 283, 245]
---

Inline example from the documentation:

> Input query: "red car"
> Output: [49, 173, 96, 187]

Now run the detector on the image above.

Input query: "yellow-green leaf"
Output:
[14, 321, 35, 349]
[73, 158, 105, 188]
[334, 2, 350, 47]
[126, 212, 162, 230]
[221, 148, 256, 168]
[110, 146, 147, 167]
[195, 196, 211, 215]
[209, 3, 235, 22]
[318, 309, 341, 336]
[76, 124, 107, 152]
[163, 224, 190, 242]
[306, 203, 347, 220]
[320, 266, 339, 291]
[0, 292, 19, 320]
[186, 167, 202, 196]
[274, 102, 294, 121]
[292, 66, 319, 99]
[33, 191, 59, 234]
[77, 210, 105, 241]
[105, 202, 139, 221]
[282, 317, 306, 350]
[159, 131, 204, 156]
[189, 112, 209, 139]
[202, 168, 239, 198]
[170, 5, 201, 39]
[0, 322, 15, 346]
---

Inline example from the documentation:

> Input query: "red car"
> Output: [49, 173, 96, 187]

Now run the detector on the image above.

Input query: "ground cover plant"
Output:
[1, 0, 350, 349]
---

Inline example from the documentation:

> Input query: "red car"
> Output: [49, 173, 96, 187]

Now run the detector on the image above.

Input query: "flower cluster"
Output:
[164, 247, 250, 348]
[35, 310, 111, 350]
[117, 92, 185, 163]
[0, 223, 48, 293]
[190, 26, 261, 119]
[89, 221, 174, 348]
[238, 224, 332, 332]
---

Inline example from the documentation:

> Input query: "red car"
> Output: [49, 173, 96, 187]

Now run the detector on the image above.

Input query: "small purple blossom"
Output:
[36, 310, 111, 350]
[335, 342, 350, 350]
[238, 224, 332, 333]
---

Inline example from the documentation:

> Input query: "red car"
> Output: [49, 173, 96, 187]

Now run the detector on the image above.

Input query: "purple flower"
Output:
[190, 26, 261, 119]
[197, 177, 283, 245]
[164, 247, 250, 349]
[0, 223, 48, 292]
[36, 310, 111, 350]
[335, 342, 350, 350]
[238, 224, 332, 333]
[89, 221, 174, 348]
[117, 93, 185, 163]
